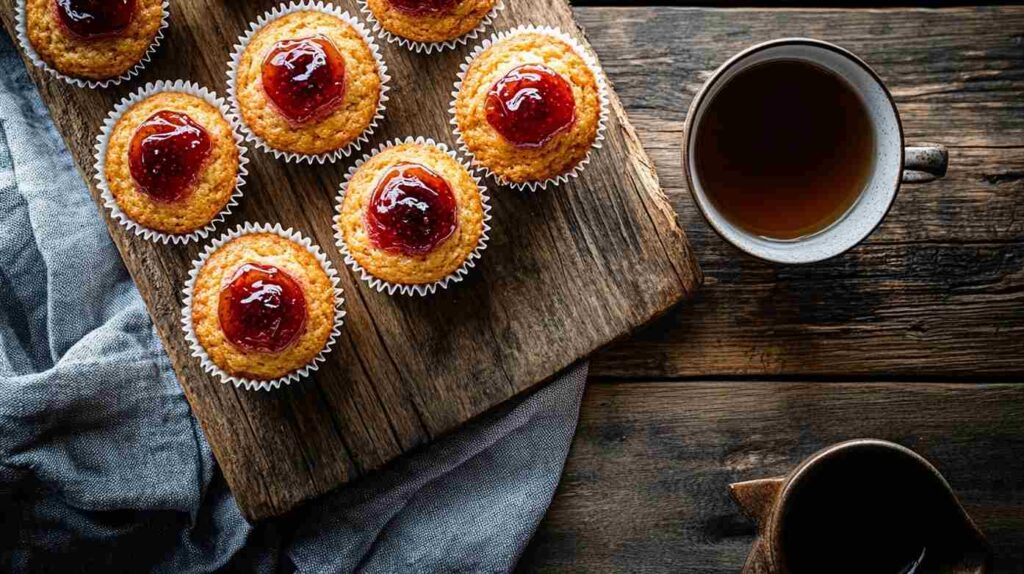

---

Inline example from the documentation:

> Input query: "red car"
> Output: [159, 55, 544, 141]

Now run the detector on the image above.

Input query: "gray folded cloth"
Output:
[0, 32, 586, 573]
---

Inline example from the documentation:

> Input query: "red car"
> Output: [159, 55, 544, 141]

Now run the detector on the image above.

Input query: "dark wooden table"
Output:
[518, 4, 1024, 572]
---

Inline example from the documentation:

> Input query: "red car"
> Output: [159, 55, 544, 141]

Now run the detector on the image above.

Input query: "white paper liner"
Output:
[226, 1, 391, 164]
[93, 80, 250, 245]
[334, 136, 492, 296]
[16, 0, 169, 89]
[358, 0, 504, 54]
[450, 25, 610, 192]
[181, 222, 347, 391]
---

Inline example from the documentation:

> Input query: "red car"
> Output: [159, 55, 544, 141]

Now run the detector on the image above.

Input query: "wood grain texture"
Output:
[520, 382, 1024, 573]
[0, 0, 700, 519]
[575, 6, 1024, 379]
[518, 6, 1024, 573]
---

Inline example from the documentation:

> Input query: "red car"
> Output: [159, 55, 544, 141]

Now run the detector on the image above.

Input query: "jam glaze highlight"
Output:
[261, 35, 347, 125]
[218, 263, 307, 353]
[386, 0, 459, 16]
[54, 0, 137, 40]
[128, 110, 212, 203]
[366, 163, 458, 257]
[485, 64, 576, 149]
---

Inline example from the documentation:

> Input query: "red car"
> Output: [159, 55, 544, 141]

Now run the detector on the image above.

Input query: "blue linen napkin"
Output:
[0, 31, 586, 573]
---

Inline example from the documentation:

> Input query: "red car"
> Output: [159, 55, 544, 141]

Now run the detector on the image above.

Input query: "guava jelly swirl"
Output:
[218, 263, 307, 353]
[55, 0, 136, 39]
[386, 0, 458, 16]
[128, 110, 211, 202]
[485, 64, 575, 148]
[261, 36, 347, 124]
[366, 163, 458, 256]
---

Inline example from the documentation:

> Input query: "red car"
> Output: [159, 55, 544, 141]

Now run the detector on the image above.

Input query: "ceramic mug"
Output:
[682, 38, 949, 264]
[729, 439, 990, 574]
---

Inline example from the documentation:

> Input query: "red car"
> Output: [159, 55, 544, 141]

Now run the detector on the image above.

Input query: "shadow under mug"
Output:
[729, 439, 991, 574]
[682, 38, 949, 264]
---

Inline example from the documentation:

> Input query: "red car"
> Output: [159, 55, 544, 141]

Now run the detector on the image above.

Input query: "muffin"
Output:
[98, 85, 244, 241]
[230, 5, 386, 159]
[186, 226, 342, 385]
[363, 0, 500, 48]
[453, 27, 607, 187]
[20, 0, 167, 84]
[337, 138, 489, 294]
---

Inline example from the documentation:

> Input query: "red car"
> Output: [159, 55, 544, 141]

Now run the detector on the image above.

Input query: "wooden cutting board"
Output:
[0, 0, 701, 520]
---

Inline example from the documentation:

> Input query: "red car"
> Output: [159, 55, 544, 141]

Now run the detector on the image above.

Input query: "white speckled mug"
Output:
[683, 38, 948, 264]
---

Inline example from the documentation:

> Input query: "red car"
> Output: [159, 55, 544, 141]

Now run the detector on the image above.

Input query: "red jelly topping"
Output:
[218, 263, 307, 353]
[366, 163, 458, 256]
[386, 0, 458, 16]
[128, 111, 211, 203]
[55, 0, 136, 39]
[262, 36, 346, 124]
[485, 64, 576, 149]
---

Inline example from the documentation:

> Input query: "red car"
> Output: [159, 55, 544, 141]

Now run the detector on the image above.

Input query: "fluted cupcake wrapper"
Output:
[358, 0, 504, 55]
[181, 222, 347, 392]
[226, 1, 390, 165]
[16, 0, 169, 89]
[334, 136, 492, 297]
[93, 80, 250, 245]
[449, 25, 610, 192]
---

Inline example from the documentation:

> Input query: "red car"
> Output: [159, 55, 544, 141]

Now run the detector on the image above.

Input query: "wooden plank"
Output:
[0, 0, 700, 519]
[574, 6, 1024, 378]
[519, 381, 1024, 573]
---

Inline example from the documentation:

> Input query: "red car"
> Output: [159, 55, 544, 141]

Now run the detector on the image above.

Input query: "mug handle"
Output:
[903, 144, 949, 183]
[730, 477, 785, 574]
